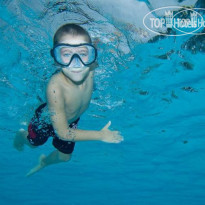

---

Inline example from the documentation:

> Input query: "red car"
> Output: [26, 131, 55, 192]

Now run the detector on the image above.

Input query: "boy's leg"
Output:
[44, 150, 72, 164]
[13, 129, 36, 151]
[26, 150, 71, 177]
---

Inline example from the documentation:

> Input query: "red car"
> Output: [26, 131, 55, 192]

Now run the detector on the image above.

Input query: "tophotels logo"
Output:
[143, 6, 205, 36]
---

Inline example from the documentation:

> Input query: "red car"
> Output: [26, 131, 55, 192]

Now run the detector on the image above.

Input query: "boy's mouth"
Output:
[69, 66, 88, 73]
[71, 69, 83, 73]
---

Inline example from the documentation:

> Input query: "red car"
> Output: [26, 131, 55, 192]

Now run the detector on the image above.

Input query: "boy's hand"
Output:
[100, 121, 124, 143]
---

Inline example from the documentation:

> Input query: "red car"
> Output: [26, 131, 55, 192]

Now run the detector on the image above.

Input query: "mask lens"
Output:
[53, 44, 97, 66]
[54, 46, 73, 66]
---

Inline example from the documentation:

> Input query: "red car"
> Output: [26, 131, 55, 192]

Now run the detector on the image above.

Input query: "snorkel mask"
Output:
[50, 43, 97, 68]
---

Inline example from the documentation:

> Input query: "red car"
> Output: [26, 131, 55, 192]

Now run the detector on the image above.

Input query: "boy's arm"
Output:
[46, 82, 123, 143]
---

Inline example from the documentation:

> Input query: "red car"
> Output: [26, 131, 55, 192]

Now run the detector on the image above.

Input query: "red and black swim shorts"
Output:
[27, 103, 79, 154]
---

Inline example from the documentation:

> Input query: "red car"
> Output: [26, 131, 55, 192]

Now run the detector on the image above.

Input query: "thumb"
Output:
[102, 121, 111, 130]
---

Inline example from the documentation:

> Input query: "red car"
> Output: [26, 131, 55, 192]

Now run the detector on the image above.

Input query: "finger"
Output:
[115, 135, 124, 142]
[114, 131, 121, 136]
[113, 139, 121, 144]
[103, 121, 111, 130]
[114, 132, 123, 139]
[112, 136, 122, 142]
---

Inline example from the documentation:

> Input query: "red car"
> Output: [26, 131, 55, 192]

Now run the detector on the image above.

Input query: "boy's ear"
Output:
[90, 61, 99, 70]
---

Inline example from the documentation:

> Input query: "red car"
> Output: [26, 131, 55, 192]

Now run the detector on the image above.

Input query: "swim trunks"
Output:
[27, 103, 79, 154]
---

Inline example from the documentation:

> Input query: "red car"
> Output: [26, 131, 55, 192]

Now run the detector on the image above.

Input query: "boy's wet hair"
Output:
[53, 24, 92, 45]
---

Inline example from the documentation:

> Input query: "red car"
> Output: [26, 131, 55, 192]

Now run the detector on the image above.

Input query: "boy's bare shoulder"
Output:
[46, 72, 64, 95]
[47, 72, 62, 88]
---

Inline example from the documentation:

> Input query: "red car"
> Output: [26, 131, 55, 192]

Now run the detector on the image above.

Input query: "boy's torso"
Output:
[46, 71, 93, 124]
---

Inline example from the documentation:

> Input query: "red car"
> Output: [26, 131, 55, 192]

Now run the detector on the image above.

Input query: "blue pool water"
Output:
[1, 0, 205, 205]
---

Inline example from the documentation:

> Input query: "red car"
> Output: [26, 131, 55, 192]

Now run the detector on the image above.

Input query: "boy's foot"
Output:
[13, 129, 26, 151]
[26, 154, 46, 177]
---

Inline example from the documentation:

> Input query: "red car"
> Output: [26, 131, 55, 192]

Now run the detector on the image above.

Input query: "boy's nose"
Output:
[70, 56, 83, 68]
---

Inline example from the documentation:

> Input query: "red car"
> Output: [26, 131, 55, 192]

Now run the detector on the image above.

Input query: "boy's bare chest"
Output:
[63, 82, 93, 120]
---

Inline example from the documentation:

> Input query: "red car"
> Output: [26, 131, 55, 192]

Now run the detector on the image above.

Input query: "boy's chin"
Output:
[70, 75, 85, 83]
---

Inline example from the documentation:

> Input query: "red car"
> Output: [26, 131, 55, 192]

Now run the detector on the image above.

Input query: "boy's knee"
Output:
[58, 151, 71, 162]
[17, 129, 28, 138]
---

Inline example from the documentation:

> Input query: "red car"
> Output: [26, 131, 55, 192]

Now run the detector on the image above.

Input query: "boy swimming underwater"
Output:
[14, 24, 123, 176]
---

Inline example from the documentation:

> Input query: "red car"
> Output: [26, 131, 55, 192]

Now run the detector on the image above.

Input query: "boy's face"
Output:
[58, 34, 91, 83]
